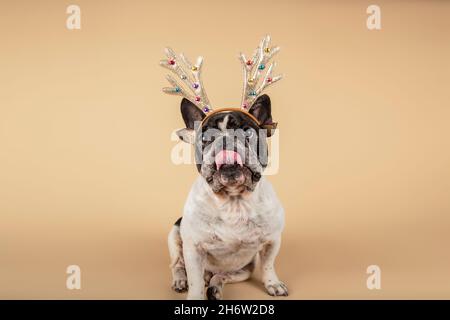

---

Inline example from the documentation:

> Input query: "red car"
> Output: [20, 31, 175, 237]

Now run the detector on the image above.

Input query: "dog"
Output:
[162, 36, 286, 300]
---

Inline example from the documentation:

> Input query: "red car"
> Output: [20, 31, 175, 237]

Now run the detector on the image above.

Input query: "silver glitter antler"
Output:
[239, 35, 283, 110]
[160, 47, 212, 113]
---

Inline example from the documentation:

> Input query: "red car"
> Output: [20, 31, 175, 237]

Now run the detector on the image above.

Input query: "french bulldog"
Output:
[168, 94, 287, 300]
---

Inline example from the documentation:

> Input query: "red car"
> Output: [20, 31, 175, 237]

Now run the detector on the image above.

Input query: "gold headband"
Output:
[200, 107, 278, 136]
[200, 107, 260, 127]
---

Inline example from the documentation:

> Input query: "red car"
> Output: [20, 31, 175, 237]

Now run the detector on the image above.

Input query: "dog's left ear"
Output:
[249, 94, 277, 137]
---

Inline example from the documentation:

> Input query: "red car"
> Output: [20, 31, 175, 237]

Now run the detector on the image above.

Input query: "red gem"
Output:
[242, 102, 248, 109]
[246, 60, 253, 66]
[267, 77, 272, 83]
[195, 96, 201, 102]
[168, 59, 175, 65]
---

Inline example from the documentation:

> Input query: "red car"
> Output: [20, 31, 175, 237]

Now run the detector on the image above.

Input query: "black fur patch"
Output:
[206, 286, 220, 300]
[181, 98, 205, 129]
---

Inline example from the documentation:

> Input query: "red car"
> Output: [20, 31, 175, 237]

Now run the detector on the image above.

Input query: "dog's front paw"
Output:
[206, 286, 223, 300]
[265, 281, 288, 297]
[171, 279, 188, 293]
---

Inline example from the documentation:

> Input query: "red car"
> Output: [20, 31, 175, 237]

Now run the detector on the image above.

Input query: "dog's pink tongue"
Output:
[215, 150, 243, 170]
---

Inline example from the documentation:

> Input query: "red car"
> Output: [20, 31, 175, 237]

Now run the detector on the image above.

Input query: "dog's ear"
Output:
[181, 98, 205, 129]
[177, 98, 205, 144]
[249, 94, 272, 125]
[249, 94, 277, 137]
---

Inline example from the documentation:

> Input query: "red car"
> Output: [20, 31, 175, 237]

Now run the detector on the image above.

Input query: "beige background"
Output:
[1, 0, 449, 299]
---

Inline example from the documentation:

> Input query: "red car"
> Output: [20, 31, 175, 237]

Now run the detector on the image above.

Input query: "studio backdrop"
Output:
[0, 0, 449, 299]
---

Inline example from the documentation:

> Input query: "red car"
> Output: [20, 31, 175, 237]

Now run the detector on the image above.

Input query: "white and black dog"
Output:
[168, 95, 287, 300]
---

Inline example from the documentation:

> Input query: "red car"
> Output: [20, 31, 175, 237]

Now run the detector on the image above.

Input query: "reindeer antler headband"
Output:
[160, 35, 282, 129]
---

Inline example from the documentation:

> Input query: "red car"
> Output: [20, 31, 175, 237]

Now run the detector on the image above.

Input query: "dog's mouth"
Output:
[213, 150, 241, 187]
[203, 149, 261, 194]
[214, 150, 245, 187]
[214, 150, 243, 171]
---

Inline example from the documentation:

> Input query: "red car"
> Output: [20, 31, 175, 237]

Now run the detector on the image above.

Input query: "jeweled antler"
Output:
[160, 47, 212, 113]
[239, 35, 282, 110]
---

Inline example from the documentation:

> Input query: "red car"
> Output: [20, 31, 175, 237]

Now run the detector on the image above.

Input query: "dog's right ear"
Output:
[181, 98, 205, 129]
[177, 98, 206, 144]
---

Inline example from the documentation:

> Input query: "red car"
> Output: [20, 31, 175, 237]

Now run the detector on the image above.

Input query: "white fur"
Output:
[218, 115, 229, 131]
[175, 176, 286, 299]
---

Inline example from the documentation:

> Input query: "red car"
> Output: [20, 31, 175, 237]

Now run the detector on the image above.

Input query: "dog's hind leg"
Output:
[168, 217, 188, 293]
[206, 260, 255, 300]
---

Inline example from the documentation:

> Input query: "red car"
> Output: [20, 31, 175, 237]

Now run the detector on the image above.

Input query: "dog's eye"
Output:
[202, 135, 215, 143]
[246, 129, 256, 140]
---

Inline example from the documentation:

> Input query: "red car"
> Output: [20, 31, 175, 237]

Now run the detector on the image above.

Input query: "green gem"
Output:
[258, 64, 265, 70]
[174, 87, 181, 92]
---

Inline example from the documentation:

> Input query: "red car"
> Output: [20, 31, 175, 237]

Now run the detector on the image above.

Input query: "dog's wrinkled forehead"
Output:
[201, 111, 260, 132]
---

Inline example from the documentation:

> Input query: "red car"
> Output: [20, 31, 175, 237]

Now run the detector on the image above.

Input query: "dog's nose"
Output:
[218, 164, 245, 186]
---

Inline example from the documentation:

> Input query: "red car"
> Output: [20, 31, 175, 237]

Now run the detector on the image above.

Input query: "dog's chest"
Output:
[202, 196, 270, 255]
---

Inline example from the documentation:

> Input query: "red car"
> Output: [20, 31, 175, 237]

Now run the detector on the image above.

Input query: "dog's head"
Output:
[163, 36, 282, 196]
[176, 95, 275, 196]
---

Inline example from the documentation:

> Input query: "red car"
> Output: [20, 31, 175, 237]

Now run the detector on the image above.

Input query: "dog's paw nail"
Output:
[206, 286, 222, 300]
[171, 279, 188, 293]
[265, 281, 289, 297]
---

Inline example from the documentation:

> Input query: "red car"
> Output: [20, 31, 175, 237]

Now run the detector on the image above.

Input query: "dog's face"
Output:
[177, 95, 274, 196]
